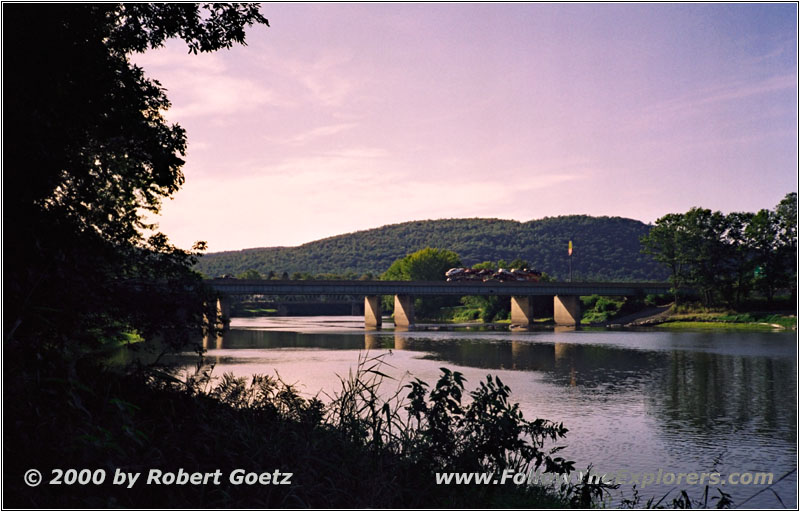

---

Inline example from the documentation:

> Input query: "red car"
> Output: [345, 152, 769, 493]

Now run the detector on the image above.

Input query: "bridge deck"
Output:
[208, 279, 672, 297]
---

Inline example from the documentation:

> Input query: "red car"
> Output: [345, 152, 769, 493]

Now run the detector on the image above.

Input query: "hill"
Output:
[194, 216, 669, 281]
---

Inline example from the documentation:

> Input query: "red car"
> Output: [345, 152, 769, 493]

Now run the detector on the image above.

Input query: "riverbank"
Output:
[4, 350, 597, 508]
[402, 305, 796, 332]
[623, 307, 796, 331]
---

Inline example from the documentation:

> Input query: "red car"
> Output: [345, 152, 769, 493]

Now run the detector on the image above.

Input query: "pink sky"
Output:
[133, 3, 798, 252]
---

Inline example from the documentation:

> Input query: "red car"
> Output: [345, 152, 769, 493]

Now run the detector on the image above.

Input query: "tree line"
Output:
[195, 216, 669, 281]
[640, 193, 796, 307]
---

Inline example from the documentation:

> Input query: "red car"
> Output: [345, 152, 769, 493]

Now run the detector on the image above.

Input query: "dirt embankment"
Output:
[606, 305, 672, 327]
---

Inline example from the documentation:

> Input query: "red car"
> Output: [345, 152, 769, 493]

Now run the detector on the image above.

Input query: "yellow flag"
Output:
[568, 240, 573, 256]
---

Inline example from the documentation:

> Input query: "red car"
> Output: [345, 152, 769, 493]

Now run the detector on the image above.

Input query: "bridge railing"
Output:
[207, 279, 673, 297]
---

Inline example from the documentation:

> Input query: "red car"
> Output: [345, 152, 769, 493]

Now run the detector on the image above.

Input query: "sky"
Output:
[133, 3, 798, 252]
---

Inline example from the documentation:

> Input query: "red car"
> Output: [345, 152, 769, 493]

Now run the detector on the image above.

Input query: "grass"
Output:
[237, 307, 278, 316]
[658, 309, 796, 331]
[655, 321, 781, 331]
[435, 305, 484, 323]
[717, 313, 797, 329]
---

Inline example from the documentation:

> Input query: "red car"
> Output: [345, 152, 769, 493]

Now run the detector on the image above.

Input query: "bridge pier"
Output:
[210, 296, 232, 331]
[393, 332, 407, 350]
[554, 295, 582, 327]
[510, 296, 535, 327]
[393, 294, 415, 328]
[364, 332, 380, 349]
[203, 333, 223, 351]
[364, 295, 382, 329]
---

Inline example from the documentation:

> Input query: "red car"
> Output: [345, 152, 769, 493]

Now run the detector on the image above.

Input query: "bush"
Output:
[5, 351, 618, 508]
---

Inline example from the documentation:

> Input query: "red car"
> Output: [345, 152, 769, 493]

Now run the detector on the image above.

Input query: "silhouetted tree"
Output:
[4, 4, 269, 356]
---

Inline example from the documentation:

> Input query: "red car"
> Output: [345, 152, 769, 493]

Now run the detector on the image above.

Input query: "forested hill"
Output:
[195, 216, 669, 281]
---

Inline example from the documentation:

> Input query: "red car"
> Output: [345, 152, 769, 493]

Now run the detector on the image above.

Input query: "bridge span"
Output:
[208, 279, 671, 329]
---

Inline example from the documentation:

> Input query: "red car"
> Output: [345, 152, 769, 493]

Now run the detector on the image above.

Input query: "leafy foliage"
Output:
[641, 194, 797, 306]
[381, 247, 462, 281]
[196, 216, 669, 281]
[4, 4, 269, 355]
[380, 248, 462, 317]
[405, 369, 574, 475]
[4, 354, 596, 508]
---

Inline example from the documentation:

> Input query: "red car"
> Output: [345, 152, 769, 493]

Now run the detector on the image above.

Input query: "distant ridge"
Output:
[194, 216, 668, 281]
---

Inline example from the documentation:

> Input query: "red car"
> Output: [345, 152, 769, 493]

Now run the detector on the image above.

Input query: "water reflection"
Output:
[209, 327, 796, 442]
[188, 320, 796, 508]
[650, 351, 796, 440]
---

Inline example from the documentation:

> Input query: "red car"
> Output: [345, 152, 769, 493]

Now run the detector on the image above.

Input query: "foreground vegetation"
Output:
[5, 349, 614, 508]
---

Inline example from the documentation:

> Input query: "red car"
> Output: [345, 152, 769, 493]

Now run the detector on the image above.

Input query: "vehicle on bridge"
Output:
[445, 267, 542, 283]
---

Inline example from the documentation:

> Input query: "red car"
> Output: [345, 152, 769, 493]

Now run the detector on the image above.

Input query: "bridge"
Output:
[208, 279, 672, 329]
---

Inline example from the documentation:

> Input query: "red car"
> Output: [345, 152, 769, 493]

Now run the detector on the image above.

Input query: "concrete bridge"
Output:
[208, 279, 672, 328]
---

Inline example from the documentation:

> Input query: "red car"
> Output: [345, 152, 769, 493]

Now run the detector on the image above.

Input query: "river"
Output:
[181, 316, 796, 508]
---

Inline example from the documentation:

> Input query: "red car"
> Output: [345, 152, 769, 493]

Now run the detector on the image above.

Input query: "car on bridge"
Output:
[445, 267, 542, 283]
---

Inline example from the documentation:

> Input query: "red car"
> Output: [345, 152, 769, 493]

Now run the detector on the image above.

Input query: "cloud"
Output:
[647, 72, 796, 121]
[265, 123, 358, 145]
[132, 44, 290, 121]
[256, 48, 360, 108]
[150, 146, 585, 250]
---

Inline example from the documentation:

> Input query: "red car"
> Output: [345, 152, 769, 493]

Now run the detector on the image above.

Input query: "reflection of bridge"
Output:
[208, 279, 671, 328]
[242, 295, 365, 316]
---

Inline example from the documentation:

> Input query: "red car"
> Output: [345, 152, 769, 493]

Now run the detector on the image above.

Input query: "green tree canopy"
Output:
[381, 248, 462, 281]
[641, 193, 797, 306]
[380, 248, 462, 319]
[237, 269, 264, 280]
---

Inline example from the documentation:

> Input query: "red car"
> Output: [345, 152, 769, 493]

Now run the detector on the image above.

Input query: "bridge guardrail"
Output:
[207, 279, 674, 297]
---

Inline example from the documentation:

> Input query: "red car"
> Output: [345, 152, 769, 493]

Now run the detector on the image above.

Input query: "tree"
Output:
[507, 258, 531, 270]
[4, 4, 269, 355]
[723, 212, 756, 307]
[775, 192, 798, 246]
[237, 269, 264, 280]
[746, 209, 784, 304]
[640, 213, 691, 304]
[381, 248, 462, 281]
[642, 195, 797, 308]
[680, 208, 729, 306]
[381, 248, 462, 318]
[775, 192, 798, 299]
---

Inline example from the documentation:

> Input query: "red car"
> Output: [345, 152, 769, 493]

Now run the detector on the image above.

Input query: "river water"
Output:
[184, 316, 796, 508]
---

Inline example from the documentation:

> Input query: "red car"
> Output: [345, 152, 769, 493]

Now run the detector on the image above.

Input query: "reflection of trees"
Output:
[215, 329, 366, 350]
[391, 335, 796, 443]
[650, 351, 796, 441]
[395, 337, 664, 389]
[215, 329, 796, 445]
